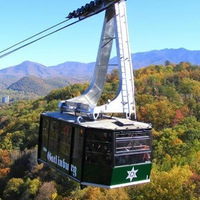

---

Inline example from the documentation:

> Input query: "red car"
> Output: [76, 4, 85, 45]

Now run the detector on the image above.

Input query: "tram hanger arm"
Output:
[66, 0, 122, 20]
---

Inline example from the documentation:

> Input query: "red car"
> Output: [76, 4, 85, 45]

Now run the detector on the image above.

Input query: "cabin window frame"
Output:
[85, 129, 113, 167]
[114, 130, 152, 166]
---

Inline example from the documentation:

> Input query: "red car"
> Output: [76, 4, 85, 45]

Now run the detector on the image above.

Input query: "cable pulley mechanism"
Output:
[67, 0, 121, 19]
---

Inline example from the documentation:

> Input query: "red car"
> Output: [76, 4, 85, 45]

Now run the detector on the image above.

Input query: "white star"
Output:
[126, 167, 138, 182]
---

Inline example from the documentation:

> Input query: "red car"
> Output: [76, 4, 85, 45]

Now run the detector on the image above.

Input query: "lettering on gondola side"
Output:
[47, 151, 77, 177]
[71, 164, 77, 177]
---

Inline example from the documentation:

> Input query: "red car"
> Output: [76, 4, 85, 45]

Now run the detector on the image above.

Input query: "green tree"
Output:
[22, 178, 42, 199]
[10, 131, 25, 150]
[1, 133, 13, 151]
[3, 178, 24, 200]
[165, 60, 171, 66]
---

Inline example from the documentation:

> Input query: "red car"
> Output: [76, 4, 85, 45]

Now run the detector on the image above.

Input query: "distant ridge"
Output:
[0, 48, 200, 87]
[0, 61, 94, 80]
[131, 48, 200, 69]
[0, 61, 49, 78]
[8, 76, 69, 96]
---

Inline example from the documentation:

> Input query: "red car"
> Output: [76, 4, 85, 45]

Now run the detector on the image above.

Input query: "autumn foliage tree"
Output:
[0, 150, 11, 178]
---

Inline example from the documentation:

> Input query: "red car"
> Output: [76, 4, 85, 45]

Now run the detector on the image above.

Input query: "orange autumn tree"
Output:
[0, 150, 11, 178]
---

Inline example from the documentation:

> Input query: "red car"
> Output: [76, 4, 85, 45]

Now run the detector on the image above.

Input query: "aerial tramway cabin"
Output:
[38, 112, 152, 188]
[38, 0, 152, 189]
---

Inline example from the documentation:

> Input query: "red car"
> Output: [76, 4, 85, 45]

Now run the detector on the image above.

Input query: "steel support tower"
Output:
[59, 0, 136, 120]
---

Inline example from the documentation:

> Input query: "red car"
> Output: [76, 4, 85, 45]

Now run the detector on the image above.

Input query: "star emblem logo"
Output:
[126, 167, 138, 182]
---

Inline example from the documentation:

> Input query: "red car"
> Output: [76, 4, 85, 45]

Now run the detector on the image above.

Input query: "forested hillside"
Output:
[8, 76, 69, 96]
[0, 62, 200, 199]
[0, 76, 71, 103]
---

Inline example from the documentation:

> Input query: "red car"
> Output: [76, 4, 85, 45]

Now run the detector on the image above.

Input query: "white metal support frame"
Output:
[59, 0, 136, 120]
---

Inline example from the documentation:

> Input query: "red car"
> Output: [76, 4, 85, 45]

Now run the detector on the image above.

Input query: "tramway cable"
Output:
[0, 0, 120, 59]
[0, 19, 82, 59]
[0, 19, 70, 55]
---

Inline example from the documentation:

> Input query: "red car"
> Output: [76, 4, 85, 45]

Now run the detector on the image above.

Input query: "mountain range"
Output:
[0, 48, 200, 96]
[0, 61, 94, 80]
[1, 48, 200, 79]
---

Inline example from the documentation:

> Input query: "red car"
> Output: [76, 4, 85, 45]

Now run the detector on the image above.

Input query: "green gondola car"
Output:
[38, 112, 152, 188]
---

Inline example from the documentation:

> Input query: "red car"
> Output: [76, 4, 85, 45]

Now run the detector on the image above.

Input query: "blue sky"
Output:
[0, 0, 200, 69]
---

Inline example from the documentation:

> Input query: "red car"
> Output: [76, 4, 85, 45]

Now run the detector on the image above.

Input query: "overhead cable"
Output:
[0, 19, 70, 55]
[0, 19, 81, 59]
[0, 0, 119, 59]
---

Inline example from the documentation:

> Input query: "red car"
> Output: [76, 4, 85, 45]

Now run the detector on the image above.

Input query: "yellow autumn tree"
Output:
[138, 99, 176, 130]
[127, 165, 193, 200]
[74, 187, 130, 200]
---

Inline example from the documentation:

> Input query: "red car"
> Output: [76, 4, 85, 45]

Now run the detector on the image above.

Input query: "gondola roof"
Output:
[43, 112, 152, 131]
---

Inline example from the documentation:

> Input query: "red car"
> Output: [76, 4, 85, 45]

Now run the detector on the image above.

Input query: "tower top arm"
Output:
[60, 0, 136, 120]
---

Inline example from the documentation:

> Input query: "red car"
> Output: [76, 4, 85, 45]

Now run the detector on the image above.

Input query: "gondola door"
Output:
[38, 116, 73, 176]
[38, 116, 49, 162]
[56, 121, 72, 175]
[70, 127, 85, 180]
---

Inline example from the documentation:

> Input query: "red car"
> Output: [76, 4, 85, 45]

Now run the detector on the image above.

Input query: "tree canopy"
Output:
[0, 62, 200, 199]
